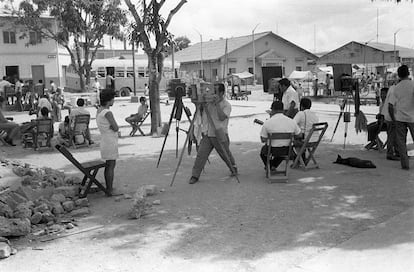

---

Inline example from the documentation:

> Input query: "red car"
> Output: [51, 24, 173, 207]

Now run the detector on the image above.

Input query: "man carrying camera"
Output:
[189, 83, 237, 184]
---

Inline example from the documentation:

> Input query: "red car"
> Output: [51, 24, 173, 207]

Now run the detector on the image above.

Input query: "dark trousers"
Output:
[191, 134, 236, 179]
[15, 92, 23, 112]
[386, 121, 399, 157]
[395, 121, 414, 169]
[367, 121, 387, 142]
[260, 145, 289, 169]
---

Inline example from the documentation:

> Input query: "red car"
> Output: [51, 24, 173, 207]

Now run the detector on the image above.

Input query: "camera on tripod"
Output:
[168, 79, 186, 98]
[189, 82, 218, 103]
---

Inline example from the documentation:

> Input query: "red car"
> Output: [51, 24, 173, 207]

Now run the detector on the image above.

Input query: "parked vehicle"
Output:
[64, 56, 178, 96]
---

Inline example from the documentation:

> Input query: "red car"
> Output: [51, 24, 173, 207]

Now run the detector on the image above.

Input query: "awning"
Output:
[232, 71, 254, 79]
[288, 70, 313, 80]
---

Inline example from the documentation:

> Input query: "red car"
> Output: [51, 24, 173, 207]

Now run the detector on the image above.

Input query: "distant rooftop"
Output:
[175, 31, 317, 63]
[361, 42, 414, 58]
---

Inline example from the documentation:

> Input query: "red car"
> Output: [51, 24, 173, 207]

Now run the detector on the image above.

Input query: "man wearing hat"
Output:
[260, 101, 301, 170]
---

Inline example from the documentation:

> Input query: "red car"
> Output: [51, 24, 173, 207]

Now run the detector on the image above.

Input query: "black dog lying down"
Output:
[333, 155, 376, 168]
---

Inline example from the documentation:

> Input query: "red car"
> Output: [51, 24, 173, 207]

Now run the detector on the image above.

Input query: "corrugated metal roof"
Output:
[365, 42, 414, 58]
[174, 31, 270, 63]
[175, 31, 317, 63]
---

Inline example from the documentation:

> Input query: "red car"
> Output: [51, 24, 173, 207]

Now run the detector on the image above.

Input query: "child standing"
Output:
[96, 90, 119, 196]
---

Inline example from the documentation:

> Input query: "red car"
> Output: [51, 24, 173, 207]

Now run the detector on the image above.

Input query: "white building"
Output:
[0, 14, 70, 89]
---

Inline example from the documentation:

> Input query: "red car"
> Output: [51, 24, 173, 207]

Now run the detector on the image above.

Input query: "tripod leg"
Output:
[330, 111, 343, 142]
[176, 120, 179, 158]
[156, 100, 177, 168]
[344, 122, 348, 149]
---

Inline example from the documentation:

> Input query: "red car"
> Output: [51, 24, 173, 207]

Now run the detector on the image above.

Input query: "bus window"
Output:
[97, 67, 106, 77]
[137, 67, 145, 78]
[126, 67, 134, 78]
[115, 67, 125, 78]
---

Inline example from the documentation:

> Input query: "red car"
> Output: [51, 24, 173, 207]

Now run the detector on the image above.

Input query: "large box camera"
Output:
[168, 79, 186, 98]
[190, 82, 217, 103]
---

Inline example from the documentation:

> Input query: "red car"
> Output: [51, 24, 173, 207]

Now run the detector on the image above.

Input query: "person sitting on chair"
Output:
[125, 96, 148, 130]
[260, 101, 301, 171]
[293, 97, 319, 143]
[69, 98, 93, 144]
[365, 87, 388, 150]
[57, 116, 70, 146]
[0, 96, 20, 146]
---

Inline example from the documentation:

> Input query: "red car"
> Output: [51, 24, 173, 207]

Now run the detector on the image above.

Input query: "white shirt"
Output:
[388, 79, 414, 123]
[282, 86, 299, 110]
[293, 109, 319, 142]
[260, 113, 301, 147]
[93, 81, 101, 92]
[201, 98, 231, 137]
[38, 98, 52, 111]
[0, 80, 12, 95]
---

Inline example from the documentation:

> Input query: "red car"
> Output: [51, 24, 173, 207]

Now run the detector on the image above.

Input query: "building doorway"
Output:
[31, 65, 45, 84]
[5, 66, 19, 83]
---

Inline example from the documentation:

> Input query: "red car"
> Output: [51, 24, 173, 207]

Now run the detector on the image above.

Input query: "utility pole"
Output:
[252, 23, 260, 85]
[394, 29, 402, 68]
[195, 29, 203, 80]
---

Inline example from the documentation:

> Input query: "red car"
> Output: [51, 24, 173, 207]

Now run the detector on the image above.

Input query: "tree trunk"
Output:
[78, 68, 86, 92]
[148, 54, 162, 134]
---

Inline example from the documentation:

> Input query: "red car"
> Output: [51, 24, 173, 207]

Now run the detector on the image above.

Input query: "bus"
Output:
[65, 56, 178, 96]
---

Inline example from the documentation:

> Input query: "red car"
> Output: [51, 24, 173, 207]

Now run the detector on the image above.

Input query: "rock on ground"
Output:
[0, 216, 31, 237]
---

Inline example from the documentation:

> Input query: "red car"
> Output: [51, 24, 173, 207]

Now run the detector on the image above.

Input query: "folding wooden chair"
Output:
[55, 144, 109, 197]
[25, 118, 53, 151]
[69, 114, 90, 148]
[130, 110, 150, 136]
[266, 133, 294, 183]
[291, 122, 328, 170]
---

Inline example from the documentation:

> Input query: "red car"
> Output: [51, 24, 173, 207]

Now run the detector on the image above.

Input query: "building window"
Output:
[295, 66, 302, 71]
[29, 31, 42, 45]
[212, 68, 218, 77]
[199, 70, 204, 79]
[3, 31, 16, 44]
[248, 67, 253, 74]
[229, 68, 236, 74]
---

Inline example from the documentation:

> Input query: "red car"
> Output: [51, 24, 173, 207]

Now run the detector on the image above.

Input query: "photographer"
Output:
[188, 83, 237, 184]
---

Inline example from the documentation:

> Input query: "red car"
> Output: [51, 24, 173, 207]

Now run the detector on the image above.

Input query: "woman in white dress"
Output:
[96, 90, 119, 196]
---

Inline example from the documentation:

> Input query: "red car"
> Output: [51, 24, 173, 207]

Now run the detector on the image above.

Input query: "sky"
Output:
[2, 0, 413, 53]
[154, 0, 414, 53]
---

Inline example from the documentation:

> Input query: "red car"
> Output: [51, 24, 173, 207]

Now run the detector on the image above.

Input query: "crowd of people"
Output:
[1, 64, 413, 196]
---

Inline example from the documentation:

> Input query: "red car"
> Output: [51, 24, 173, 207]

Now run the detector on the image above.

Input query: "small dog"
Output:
[333, 155, 376, 168]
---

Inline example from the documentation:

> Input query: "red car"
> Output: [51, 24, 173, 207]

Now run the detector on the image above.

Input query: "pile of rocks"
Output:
[128, 185, 162, 219]
[0, 158, 91, 258]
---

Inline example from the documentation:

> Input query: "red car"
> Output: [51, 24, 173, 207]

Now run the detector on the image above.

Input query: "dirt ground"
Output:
[1, 94, 413, 272]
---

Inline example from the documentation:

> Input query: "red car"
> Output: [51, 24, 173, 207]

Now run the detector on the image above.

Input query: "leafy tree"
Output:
[7, 0, 126, 91]
[174, 36, 191, 51]
[125, 0, 187, 134]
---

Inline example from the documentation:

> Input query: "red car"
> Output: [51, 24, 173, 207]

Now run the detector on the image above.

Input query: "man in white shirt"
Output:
[280, 78, 299, 118]
[69, 98, 93, 144]
[0, 76, 12, 98]
[260, 101, 301, 170]
[293, 97, 319, 142]
[388, 65, 414, 170]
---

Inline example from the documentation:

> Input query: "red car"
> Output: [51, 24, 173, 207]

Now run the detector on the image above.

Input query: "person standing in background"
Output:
[96, 90, 119, 195]
[15, 79, 23, 112]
